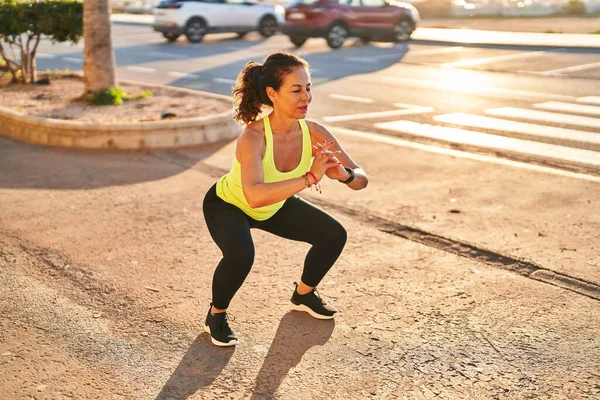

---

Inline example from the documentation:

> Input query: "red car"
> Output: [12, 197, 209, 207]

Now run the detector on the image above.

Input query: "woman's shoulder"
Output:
[305, 119, 334, 140]
[237, 119, 265, 151]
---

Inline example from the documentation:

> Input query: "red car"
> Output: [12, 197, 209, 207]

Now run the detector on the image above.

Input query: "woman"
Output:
[202, 51, 368, 347]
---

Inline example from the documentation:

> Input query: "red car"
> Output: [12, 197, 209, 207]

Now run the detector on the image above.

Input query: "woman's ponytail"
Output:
[232, 62, 270, 125]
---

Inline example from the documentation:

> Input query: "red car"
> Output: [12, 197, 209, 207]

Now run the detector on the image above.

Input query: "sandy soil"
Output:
[0, 74, 232, 123]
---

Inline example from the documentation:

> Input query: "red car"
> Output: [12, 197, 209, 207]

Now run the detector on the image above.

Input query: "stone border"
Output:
[0, 76, 242, 150]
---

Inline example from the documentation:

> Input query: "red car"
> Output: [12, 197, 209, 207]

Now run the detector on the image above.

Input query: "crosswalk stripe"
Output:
[578, 96, 600, 105]
[359, 76, 575, 102]
[329, 94, 374, 104]
[323, 105, 433, 122]
[486, 107, 600, 130]
[434, 113, 600, 145]
[441, 50, 546, 69]
[534, 101, 600, 117]
[330, 127, 600, 182]
[374, 120, 600, 167]
[408, 46, 464, 56]
[543, 61, 600, 74]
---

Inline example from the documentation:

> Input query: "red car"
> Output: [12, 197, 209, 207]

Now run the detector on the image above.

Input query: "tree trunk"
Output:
[83, 0, 117, 93]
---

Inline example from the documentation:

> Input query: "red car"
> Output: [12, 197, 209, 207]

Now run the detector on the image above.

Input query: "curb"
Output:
[0, 76, 242, 150]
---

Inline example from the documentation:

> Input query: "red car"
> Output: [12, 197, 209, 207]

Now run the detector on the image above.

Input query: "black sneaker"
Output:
[290, 282, 339, 320]
[204, 305, 239, 347]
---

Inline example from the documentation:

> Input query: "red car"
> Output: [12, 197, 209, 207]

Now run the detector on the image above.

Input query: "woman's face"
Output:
[269, 66, 312, 119]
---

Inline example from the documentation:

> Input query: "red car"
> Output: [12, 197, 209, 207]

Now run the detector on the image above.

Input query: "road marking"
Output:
[441, 50, 546, 69]
[408, 46, 464, 56]
[37, 53, 56, 59]
[329, 94, 374, 104]
[127, 66, 155, 73]
[434, 113, 600, 145]
[149, 51, 187, 59]
[533, 101, 600, 117]
[323, 104, 433, 122]
[344, 56, 378, 63]
[486, 107, 600, 130]
[543, 61, 600, 74]
[168, 71, 199, 79]
[363, 76, 575, 102]
[214, 78, 236, 85]
[578, 96, 600, 105]
[375, 120, 600, 167]
[330, 126, 600, 182]
[62, 57, 82, 63]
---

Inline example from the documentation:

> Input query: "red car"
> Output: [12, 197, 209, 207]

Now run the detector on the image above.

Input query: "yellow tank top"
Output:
[216, 116, 312, 221]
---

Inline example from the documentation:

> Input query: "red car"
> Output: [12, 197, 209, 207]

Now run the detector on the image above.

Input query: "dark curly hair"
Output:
[232, 51, 309, 125]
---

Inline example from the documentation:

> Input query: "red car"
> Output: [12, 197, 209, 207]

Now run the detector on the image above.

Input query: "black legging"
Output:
[203, 183, 347, 310]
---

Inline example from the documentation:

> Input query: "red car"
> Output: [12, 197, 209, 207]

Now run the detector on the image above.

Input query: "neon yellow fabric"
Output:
[216, 116, 312, 221]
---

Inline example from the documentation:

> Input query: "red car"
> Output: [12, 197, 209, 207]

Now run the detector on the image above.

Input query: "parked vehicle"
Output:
[282, 0, 420, 49]
[153, 0, 285, 43]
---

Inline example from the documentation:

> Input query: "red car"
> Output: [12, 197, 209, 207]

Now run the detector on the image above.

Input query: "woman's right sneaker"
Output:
[290, 283, 339, 320]
[204, 305, 239, 347]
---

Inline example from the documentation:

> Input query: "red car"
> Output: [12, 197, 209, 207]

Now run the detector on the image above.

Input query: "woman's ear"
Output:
[266, 86, 277, 103]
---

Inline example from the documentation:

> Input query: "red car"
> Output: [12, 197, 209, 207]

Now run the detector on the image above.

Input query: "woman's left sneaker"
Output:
[290, 282, 339, 320]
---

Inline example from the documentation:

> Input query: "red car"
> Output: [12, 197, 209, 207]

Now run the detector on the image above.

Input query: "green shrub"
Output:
[90, 87, 153, 106]
[564, 0, 586, 15]
[0, 0, 82, 83]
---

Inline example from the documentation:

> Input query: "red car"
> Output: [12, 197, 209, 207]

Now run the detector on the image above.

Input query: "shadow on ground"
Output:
[155, 333, 235, 400]
[249, 311, 335, 399]
[0, 136, 231, 190]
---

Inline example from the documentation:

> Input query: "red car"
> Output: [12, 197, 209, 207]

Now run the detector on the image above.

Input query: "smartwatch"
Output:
[339, 167, 355, 184]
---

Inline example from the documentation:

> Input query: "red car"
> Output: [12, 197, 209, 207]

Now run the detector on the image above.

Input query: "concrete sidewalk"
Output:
[111, 13, 600, 49]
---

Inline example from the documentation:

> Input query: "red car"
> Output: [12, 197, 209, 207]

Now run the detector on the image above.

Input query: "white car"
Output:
[153, 0, 285, 43]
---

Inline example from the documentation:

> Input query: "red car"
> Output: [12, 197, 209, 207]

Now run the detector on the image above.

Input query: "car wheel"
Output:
[360, 36, 371, 44]
[237, 32, 250, 38]
[393, 19, 414, 42]
[185, 18, 207, 43]
[290, 36, 307, 47]
[326, 23, 347, 49]
[258, 15, 278, 38]
[162, 32, 181, 42]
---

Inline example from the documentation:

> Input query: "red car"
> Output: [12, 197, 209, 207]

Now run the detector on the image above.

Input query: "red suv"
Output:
[282, 0, 420, 49]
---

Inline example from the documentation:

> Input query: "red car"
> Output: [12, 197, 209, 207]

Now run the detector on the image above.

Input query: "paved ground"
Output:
[1, 129, 598, 398]
[419, 16, 600, 34]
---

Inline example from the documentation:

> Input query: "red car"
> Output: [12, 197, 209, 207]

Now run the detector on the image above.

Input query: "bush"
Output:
[0, 0, 82, 83]
[564, 0, 586, 15]
[90, 87, 153, 106]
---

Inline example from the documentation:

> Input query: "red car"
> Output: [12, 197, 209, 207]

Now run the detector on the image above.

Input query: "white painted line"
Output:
[534, 101, 600, 117]
[168, 71, 199, 79]
[214, 78, 236, 85]
[442, 50, 546, 69]
[329, 94, 374, 104]
[323, 105, 433, 122]
[375, 120, 600, 167]
[62, 57, 82, 63]
[127, 66, 155, 73]
[434, 113, 600, 145]
[578, 96, 600, 105]
[543, 61, 600, 74]
[344, 56, 378, 63]
[365, 77, 575, 102]
[37, 53, 56, 59]
[149, 51, 187, 59]
[409, 46, 464, 56]
[486, 107, 600, 130]
[331, 127, 600, 182]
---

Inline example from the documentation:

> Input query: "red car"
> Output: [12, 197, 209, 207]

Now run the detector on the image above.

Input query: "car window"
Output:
[226, 0, 248, 4]
[338, 0, 361, 6]
[361, 0, 385, 6]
